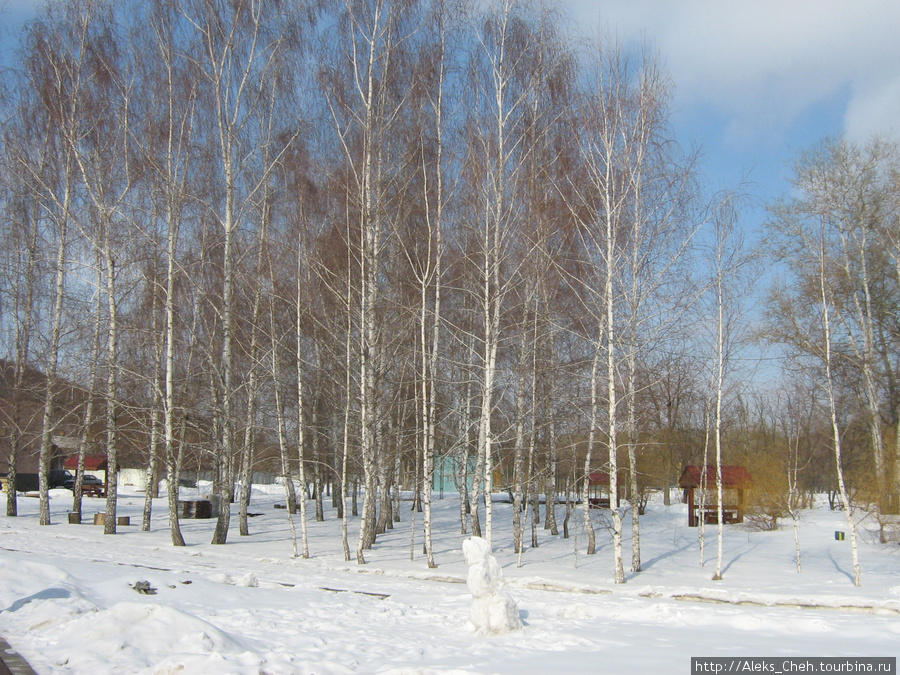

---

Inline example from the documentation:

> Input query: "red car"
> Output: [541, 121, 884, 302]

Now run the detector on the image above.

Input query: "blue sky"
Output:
[565, 0, 900, 222]
[560, 1, 900, 384]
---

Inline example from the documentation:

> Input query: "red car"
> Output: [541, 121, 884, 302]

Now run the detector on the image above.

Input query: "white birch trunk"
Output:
[513, 327, 528, 557]
[626, 353, 641, 573]
[788, 430, 803, 573]
[819, 235, 861, 587]
[546, 412, 559, 536]
[103, 246, 119, 536]
[699, 400, 711, 566]
[712, 269, 726, 580]
[239, 214, 270, 537]
[152, 12, 192, 546]
[296, 235, 310, 558]
[38, 180, 70, 527]
[263, 285, 300, 558]
[340, 325, 353, 562]
[527, 308, 540, 551]
[458, 333, 475, 535]
[74, 260, 103, 519]
[6, 211, 38, 517]
[340, 223, 354, 562]
[421, 26, 445, 566]
[581, 341, 602, 556]
[606, 193, 625, 584]
[142, 285, 165, 531]
[355, 1, 384, 562]
[838, 226, 887, 523]
[165, 195, 185, 547]
[212, 154, 235, 544]
[142, 411, 160, 531]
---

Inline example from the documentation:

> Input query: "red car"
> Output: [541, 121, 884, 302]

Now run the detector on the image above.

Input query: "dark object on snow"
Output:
[132, 581, 157, 595]
[320, 587, 389, 600]
[0, 635, 38, 675]
[92, 513, 130, 526]
[273, 503, 300, 513]
[179, 499, 212, 519]
[827, 491, 846, 511]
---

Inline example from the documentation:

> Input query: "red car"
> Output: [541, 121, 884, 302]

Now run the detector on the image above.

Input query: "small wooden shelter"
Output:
[587, 472, 622, 509]
[678, 465, 751, 526]
[64, 455, 110, 496]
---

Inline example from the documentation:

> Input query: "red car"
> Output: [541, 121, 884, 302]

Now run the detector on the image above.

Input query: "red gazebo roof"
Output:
[678, 465, 751, 489]
[64, 455, 108, 471]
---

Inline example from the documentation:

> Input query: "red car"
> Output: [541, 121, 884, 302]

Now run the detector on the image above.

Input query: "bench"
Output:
[82, 484, 105, 498]
[699, 507, 740, 524]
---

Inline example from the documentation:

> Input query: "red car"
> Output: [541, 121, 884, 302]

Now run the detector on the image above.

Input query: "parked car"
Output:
[2, 470, 74, 492]
[49, 470, 74, 489]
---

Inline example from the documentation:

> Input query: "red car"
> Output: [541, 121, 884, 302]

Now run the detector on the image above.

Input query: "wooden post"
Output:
[687, 487, 696, 527]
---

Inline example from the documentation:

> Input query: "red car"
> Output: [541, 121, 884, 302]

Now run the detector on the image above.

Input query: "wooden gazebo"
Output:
[587, 472, 623, 509]
[64, 455, 109, 497]
[678, 465, 751, 526]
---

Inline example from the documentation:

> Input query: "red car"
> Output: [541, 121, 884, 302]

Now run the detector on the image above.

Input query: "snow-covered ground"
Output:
[1, 485, 899, 674]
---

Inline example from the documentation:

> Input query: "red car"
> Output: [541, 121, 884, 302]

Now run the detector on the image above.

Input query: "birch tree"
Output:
[0, 126, 40, 517]
[319, 0, 421, 562]
[768, 139, 900, 529]
[822, 141, 896, 520]
[21, 0, 101, 526]
[565, 41, 640, 581]
[766, 143, 881, 586]
[72, 251, 103, 521]
[706, 200, 753, 580]
[179, 0, 306, 544]
[463, 0, 557, 547]
[818, 224, 862, 586]
[616, 55, 697, 574]
[405, 0, 459, 568]
[140, 0, 202, 546]
[62, 1, 135, 535]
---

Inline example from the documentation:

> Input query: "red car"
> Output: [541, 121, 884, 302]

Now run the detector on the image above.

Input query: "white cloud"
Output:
[565, 0, 900, 147]
[844, 77, 900, 143]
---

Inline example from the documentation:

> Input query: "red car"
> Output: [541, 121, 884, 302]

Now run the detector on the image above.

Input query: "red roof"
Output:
[678, 465, 752, 488]
[588, 472, 610, 485]
[64, 455, 108, 471]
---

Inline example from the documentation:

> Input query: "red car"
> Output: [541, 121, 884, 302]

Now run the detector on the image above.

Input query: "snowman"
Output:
[462, 536, 523, 635]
